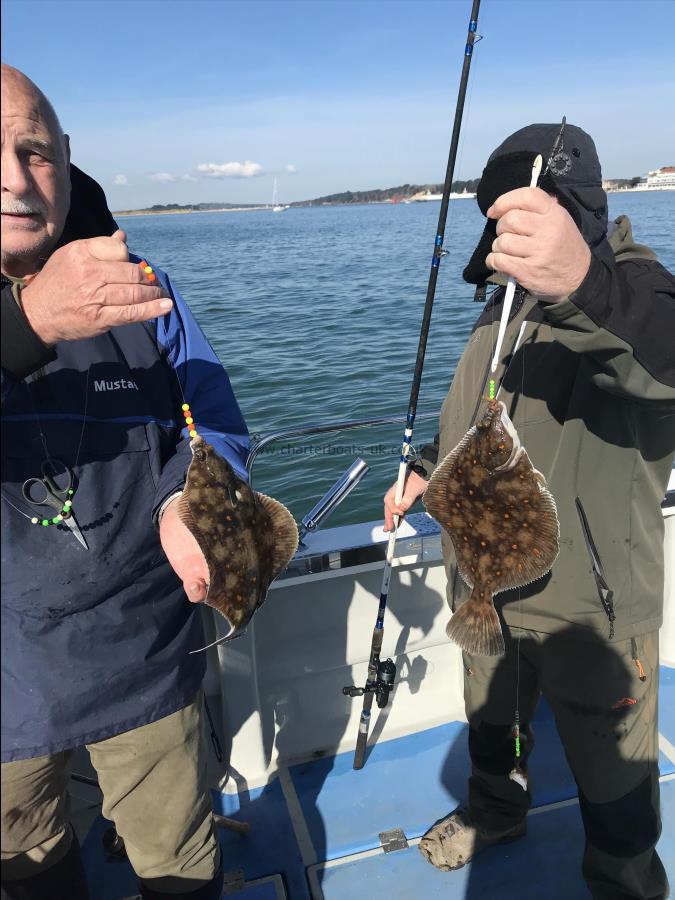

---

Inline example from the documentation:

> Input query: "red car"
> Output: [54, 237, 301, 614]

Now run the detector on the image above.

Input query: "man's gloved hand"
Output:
[19, 230, 173, 345]
[485, 186, 592, 301]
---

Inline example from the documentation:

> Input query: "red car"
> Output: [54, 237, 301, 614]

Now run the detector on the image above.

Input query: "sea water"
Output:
[118, 192, 675, 527]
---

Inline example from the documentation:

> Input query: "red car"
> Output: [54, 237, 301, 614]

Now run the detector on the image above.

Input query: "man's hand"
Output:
[159, 498, 209, 603]
[383, 469, 428, 532]
[19, 230, 173, 345]
[485, 187, 591, 301]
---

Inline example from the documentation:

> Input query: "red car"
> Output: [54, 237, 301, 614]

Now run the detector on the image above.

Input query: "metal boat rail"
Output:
[246, 411, 441, 579]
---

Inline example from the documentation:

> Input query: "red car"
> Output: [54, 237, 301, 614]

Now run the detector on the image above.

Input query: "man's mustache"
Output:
[1, 197, 45, 216]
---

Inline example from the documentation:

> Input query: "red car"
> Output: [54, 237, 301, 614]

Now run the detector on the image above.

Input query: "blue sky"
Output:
[2, 0, 674, 210]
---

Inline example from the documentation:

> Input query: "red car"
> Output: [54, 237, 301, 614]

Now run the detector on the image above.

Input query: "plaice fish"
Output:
[423, 399, 559, 656]
[177, 436, 299, 650]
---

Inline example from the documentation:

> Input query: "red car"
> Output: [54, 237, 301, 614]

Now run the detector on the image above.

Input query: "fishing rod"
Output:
[342, 0, 483, 770]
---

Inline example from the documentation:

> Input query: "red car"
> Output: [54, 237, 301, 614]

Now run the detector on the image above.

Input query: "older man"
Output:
[385, 123, 674, 898]
[1, 64, 248, 899]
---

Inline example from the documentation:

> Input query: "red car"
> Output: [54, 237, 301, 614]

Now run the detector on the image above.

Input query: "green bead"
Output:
[68, 489, 74, 496]
[64, 500, 72, 509]
[41, 519, 49, 526]
[55, 515, 63, 523]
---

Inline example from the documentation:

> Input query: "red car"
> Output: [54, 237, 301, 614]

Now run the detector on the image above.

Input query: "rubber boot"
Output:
[0, 834, 89, 900]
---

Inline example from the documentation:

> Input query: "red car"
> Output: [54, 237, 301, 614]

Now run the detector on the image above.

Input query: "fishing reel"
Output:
[343, 658, 396, 709]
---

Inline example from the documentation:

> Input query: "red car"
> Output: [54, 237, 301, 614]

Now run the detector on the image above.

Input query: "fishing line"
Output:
[488, 154, 542, 395]
[510, 332, 527, 789]
[470, 119, 566, 783]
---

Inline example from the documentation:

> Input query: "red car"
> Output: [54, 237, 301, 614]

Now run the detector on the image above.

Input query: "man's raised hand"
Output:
[20, 230, 173, 345]
[485, 187, 592, 301]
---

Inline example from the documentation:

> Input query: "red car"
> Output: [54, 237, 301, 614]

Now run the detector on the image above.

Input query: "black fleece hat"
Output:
[57, 163, 119, 247]
[463, 122, 609, 285]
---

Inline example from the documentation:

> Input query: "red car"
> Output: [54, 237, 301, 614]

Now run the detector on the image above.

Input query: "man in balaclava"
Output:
[384, 122, 674, 897]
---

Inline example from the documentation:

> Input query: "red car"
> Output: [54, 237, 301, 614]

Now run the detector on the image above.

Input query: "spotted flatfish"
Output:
[423, 399, 559, 656]
[177, 436, 299, 649]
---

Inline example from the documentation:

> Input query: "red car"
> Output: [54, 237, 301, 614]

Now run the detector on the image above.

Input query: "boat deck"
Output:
[79, 666, 675, 899]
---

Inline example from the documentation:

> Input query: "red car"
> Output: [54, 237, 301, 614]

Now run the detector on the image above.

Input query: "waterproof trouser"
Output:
[463, 625, 669, 900]
[1, 693, 221, 896]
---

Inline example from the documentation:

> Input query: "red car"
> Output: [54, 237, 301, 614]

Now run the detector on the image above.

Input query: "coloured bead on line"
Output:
[31, 495, 75, 527]
[139, 260, 157, 283]
[182, 403, 199, 437]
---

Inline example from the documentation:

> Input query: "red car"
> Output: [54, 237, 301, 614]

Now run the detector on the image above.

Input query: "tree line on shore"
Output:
[290, 180, 480, 207]
[114, 180, 482, 214]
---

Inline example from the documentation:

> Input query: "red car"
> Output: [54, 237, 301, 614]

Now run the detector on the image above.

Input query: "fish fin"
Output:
[254, 492, 299, 578]
[446, 588, 505, 657]
[491, 450, 560, 593]
[423, 427, 477, 521]
[189, 629, 236, 654]
[496, 401, 522, 465]
[176, 494, 196, 530]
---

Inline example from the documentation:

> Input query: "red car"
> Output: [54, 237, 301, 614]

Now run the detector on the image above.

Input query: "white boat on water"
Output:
[70, 417, 675, 898]
[415, 190, 476, 201]
[273, 177, 290, 212]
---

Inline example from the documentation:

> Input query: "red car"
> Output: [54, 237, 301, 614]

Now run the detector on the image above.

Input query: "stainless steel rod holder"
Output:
[299, 458, 369, 540]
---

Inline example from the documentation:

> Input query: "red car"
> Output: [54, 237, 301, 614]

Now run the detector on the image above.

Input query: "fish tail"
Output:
[445, 589, 505, 657]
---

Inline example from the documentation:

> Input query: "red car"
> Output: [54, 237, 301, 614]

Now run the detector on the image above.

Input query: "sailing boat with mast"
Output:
[272, 177, 289, 212]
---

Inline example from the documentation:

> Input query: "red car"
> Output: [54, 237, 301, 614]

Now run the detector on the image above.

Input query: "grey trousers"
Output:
[1, 694, 220, 894]
[463, 626, 669, 900]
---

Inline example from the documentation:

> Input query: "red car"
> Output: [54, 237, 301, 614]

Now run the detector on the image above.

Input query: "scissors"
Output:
[22, 459, 89, 549]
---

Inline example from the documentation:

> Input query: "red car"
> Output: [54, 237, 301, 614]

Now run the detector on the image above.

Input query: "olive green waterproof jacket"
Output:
[420, 216, 675, 642]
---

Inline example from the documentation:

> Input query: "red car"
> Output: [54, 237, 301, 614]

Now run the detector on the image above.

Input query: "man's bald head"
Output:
[1, 64, 71, 277]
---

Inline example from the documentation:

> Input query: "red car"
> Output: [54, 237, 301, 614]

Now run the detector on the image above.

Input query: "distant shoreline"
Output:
[606, 186, 675, 194]
[114, 185, 674, 217]
[115, 206, 267, 218]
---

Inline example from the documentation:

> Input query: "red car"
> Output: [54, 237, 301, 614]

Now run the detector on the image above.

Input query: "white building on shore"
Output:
[635, 166, 675, 191]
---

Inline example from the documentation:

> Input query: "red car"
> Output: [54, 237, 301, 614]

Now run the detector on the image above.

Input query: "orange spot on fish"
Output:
[533, 548, 540, 555]
[504, 513, 510, 519]
[612, 697, 637, 710]
[511, 544, 518, 550]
